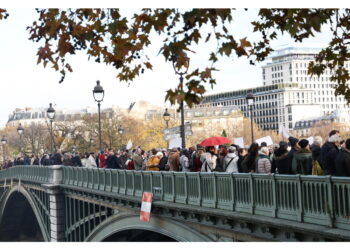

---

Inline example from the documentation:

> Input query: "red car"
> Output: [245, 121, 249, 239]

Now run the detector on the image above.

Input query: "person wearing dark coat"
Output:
[241, 143, 259, 173]
[320, 130, 340, 171]
[237, 148, 247, 173]
[272, 141, 291, 174]
[287, 137, 299, 169]
[105, 151, 122, 169]
[158, 151, 168, 171]
[335, 139, 350, 177]
[292, 139, 313, 175]
[52, 150, 63, 165]
[324, 134, 341, 175]
[71, 153, 83, 167]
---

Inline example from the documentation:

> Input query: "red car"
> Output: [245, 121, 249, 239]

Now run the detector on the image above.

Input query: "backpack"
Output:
[312, 160, 324, 176]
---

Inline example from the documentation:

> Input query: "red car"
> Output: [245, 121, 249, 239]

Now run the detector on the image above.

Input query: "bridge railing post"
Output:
[42, 165, 65, 242]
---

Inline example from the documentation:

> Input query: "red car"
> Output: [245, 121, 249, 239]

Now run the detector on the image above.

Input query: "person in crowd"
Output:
[241, 143, 259, 173]
[324, 134, 341, 175]
[180, 148, 191, 172]
[321, 130, 340, 172]
[188, 146, 196, 171]
[71, 152, 83, 167]
[52, 150, 63, 165]
[32, 155, 40, 165]
[105, 150, 122, 169]
[311, 136, 324, 175]
[119, 150, 128, 169]
[201, 146, 218, 172]
[62, 152, 73, 166]
[335, 139, 350, 177]
[292, 139, 312, 175]
[86, 152, 97, 168]
[224, 146, 239, 173]
[41, 154, 51, 166]
[132, 148, 143, 170]
[158, 149, 168, 171]
[271, 141, 290, 174]
[216, 146, 228, 172]
[141, 150, 148, 170]
[81, 153, 89, 167]
[167, 148, 180, 171]
[146, 149, 160, 171]
[287, 137, 299, 166]
[125, 152, 134, 170]
[192, 146, 204, 172]
[257, 146, 272, 174]
[98, 150, 106, 169]
[237, 148, 247, 173]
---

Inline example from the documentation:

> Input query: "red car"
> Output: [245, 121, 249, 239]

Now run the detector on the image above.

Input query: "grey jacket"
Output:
[224, 153, 239, 173]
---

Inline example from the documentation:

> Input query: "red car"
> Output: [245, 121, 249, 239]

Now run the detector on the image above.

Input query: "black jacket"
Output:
[335, 148, 350, 177]
[158, 156, 168, 171]
[105, 155, 122, 169]
[320, 141, 333, 171]
[272, 148, 290, 174]
[311, 144, 322, 166]
[52, 153, 63, 165]
[71, 155, 82, 167]
[325, 143, 339, 175]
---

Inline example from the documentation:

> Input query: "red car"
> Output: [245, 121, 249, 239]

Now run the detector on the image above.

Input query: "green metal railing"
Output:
[1, 166, 350, 231]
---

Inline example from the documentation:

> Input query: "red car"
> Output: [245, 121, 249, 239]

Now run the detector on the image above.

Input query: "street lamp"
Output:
[246, 93, 255, 144]
[93, 80, 104, 153]
[1, 135, 7, 163]
[172, 54, 190, 149]
[89, 137, 95, 151]
[47, 103, 56, 154]
[17, 123, 24, 156]
[163, 108, 170, 128]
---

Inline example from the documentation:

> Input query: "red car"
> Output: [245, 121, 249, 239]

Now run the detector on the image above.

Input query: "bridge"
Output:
[0, 166, 350, 242]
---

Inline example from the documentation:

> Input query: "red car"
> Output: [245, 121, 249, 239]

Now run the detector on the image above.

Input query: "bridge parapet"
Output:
[1, 166, 350, 241]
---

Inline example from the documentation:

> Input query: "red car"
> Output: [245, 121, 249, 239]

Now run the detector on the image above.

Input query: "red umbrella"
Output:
[199, 136, 231, 147]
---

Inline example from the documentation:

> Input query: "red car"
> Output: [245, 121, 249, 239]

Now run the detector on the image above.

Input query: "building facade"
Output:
[195, 45, 350, 132]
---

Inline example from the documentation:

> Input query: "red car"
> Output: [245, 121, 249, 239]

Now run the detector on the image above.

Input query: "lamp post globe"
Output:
[93, 80, 104, 102]
[118, 125, 124, 135]
[163, 108, 170, 123]
[17, 123, 24, 135]
[47, 103, 56, 120]
[90, 137, 95, 145]
[1, 136, 7, 145]
[246, 93, 255, 144]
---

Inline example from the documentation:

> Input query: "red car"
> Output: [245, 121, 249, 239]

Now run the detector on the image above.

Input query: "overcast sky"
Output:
[0, 7, 335, 127]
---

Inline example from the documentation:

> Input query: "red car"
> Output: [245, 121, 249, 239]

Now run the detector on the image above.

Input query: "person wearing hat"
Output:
[257, 146, 272, 174]
[335, 138, 350, 177]
[320, 130, 340, 172]
[291, 139, 312, 175]
[271, 141, 291, 174]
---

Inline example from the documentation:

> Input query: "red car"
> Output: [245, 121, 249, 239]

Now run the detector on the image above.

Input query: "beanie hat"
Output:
[298, 139, 309, 148]
[328, 134, 341, 143]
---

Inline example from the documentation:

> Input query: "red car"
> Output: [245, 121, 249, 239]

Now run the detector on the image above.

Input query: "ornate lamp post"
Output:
[172, 55, 190, 149]
[93, 80, 104, 153]
[246, 93, 255, 144]
[1, 135, 7, 163]
[89, 137, 95, 152]
[47, 103, 56, 154]
[17, 123, 24, 155]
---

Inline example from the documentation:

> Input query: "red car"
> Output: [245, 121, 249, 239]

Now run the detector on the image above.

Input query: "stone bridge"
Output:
[0, 166, 349, 242]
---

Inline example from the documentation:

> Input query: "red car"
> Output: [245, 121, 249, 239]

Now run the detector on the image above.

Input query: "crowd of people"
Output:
[1, 129, 349, 177]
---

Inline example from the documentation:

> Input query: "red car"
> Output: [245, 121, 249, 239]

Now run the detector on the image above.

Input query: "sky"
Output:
[0, 6, 336, 127]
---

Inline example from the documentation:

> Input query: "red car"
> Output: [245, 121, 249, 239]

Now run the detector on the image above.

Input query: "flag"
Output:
[128, 102, 136, 113]
[278, 123, 291, 139]
[140, 192, 153, 222]
[126, 139, 133, 150]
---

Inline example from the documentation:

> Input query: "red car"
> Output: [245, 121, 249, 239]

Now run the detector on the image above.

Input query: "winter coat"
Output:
[105, 155, 122, 169]
[200, 153, 217, 172]
[292, 148, 312, 175]
[63, 158, 73, 166]
[132, 153, 143, 170]
[223, 153, 239, 173]
[335, 148, 350, 177]
[237, 155, 245, 173]
[241, 152, 258, 173]
[324, 143, 339, 175]
[167, 151, 180, 171]
[257, 154, 272, 174]
[99, 154, 106, 168]
[158, 156, 168, 171]
[52, 153, 63, 165]
[271, 148, 290, 174]
[86, 155, 97, 168]
[320, 141, 334, 171]
[180, 155, 191, 172]
[146, 155, 160, 171]
[72, 155, 82, 167]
